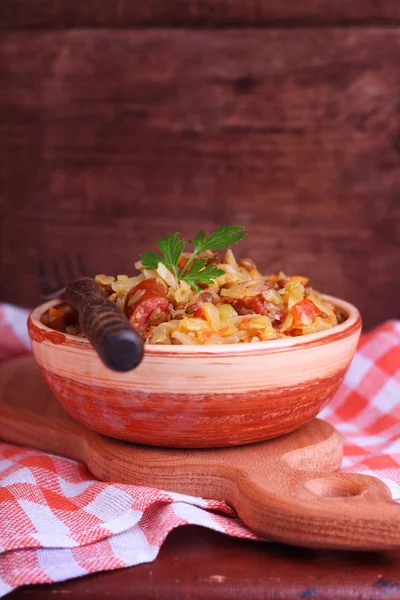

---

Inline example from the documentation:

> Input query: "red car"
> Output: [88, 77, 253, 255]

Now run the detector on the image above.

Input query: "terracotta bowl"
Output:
[28, 297, 361, 448]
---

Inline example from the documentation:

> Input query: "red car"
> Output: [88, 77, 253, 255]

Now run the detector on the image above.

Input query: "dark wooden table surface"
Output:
[9, 526, 400, 600]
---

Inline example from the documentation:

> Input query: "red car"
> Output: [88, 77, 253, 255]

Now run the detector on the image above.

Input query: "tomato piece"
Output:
[128, 279, 166, 299]
[193, 307, 204, 318]
[125, 279, 170, 333]
[290, 328, 304, 337]
[292, 298, 321, 327]
[247, 296, 287, 323]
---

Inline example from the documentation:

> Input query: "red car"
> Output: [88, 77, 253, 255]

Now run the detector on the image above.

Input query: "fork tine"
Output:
[37, 258, 46, 285]
[53, 259, 64, 290]
[76, 253, 89, 277]
[37, 255, 90, 301]
[37, 258, 58, 299]
[64, 256, 75, 282]
[37, 258, 50, 297]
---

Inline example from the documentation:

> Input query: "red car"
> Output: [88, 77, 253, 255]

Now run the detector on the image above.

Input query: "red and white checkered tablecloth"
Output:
[0, 303, 399, 597]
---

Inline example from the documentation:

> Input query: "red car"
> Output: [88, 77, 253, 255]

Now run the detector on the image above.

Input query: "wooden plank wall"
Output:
[1, 2, 399, 329]
[1, 1, 400, 27]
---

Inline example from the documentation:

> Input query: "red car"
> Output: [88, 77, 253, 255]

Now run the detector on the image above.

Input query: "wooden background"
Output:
[1, 2, 400, 329]
[2, 4, 400, 599]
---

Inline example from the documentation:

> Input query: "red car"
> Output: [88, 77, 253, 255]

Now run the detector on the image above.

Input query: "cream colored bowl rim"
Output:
[29, 295, 361, 356]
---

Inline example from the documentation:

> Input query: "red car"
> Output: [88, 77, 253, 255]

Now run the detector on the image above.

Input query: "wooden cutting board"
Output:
[1, 355, 399, 551]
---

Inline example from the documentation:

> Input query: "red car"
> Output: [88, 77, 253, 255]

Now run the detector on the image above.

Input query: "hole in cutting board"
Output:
[304, 473, 368, 498]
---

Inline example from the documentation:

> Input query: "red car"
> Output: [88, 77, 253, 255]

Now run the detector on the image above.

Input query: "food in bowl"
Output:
[33, 227, 360, 447]
[29, 294, 361, 447]
[41, 227, 342, 344]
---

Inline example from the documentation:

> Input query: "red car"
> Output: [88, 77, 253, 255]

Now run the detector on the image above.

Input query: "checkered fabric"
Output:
[0, 304, 399, 597]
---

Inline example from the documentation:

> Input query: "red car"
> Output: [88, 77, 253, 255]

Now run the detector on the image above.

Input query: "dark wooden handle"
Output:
[65, 277, 144, 372]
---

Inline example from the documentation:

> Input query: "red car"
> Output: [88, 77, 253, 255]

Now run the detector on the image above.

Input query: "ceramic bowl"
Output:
[28, 296, 361, 448]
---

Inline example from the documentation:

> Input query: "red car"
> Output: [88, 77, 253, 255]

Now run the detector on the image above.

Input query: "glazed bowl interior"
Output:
[28, 296, 361, 448]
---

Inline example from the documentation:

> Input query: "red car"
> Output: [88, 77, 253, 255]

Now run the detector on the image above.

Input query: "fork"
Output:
[37, 255, 144, 372]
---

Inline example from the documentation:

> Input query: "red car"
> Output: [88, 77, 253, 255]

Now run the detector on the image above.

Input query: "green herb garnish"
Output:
[139, 233, 184, 280]
[140, 226, 246, 291]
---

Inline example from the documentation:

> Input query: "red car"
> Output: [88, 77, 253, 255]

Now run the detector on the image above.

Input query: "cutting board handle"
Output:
[0, 398, 89, 464]
[229, 464, 400, 549]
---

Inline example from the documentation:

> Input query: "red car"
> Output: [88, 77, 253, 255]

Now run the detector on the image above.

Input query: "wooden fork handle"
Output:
[65, 277, 144, 372]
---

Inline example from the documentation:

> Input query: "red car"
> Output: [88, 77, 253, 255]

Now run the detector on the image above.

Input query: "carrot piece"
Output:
[292, 298, 321, 326]
[290, 276, 309, 285]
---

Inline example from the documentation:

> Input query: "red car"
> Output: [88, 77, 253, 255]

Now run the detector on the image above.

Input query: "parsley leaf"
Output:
[139, 226, 246, 290]
[190, 226, 246, 253]
[139, 251, 164, 271]
[183, 259, 225, 292]
[157, 233, 185, 278]
[182, 226, 246, 276]
[140, 233, 185, 279]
